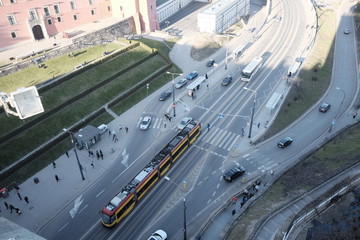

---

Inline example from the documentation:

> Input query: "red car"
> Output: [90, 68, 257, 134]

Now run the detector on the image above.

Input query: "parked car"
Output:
[159, 90, 172, 101]
[140, 116, 152, 130]
[277, 137, 293, 148]
[319, 103, 331, 113]
[148, 229, 167, 240]
[222, 76, 232, 86]
[223, 166, 246, 182]
[175, 78, 187, 89]
[344, 28, 350, 34]
[97, 124, 108, 135]
[186, 71, 198, 80]
[206, 59, 215, 67]
[178, 116, 193, 129]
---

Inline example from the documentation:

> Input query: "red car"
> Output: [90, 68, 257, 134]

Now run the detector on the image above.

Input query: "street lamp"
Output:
[166, 72, 183, 118]
[243, 87, 257, 138]
[164, 176, 187, 240]
[146, 83, 150, 97]
[63, 128, 85, 181]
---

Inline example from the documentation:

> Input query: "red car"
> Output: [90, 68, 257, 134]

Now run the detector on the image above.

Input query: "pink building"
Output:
[111, 0, 159, 34]
[0, 0, 112, 49]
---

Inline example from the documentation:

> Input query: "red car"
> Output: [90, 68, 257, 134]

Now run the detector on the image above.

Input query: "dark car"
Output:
[277, 137, 293, 148]
[223, 166, 246, 182]
[222, 76, 232, 86]
[206, 59, 215, 67]
[186, 71, 198, 80]
[319, 103, 331, 112]
[159, 90, 172, 101]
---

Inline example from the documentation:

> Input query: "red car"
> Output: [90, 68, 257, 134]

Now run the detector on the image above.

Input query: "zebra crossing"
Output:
[197, 127, 242, 151]
[242, 152, 279, 173]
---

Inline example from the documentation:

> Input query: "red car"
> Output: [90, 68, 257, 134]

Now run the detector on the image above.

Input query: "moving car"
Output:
[140, 116, 152, 130]
[148, 229, 167, 240]
[222, 76, 232, 86]
[178, 116, 193, 129]
[206, 59, 215, 67]
[344, 28, 350, 34]
[277, 137, 293, 148]
[175, 78, 187, 89]
[319, 103, 331, 113]
[97, 124, 108, 135]
[159, 90, 172, 101]
[223, 166, 246, 182]
[186, 71, 198, 80]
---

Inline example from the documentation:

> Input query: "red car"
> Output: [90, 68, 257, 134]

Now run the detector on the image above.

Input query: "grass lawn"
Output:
[0, 42, 124, 93]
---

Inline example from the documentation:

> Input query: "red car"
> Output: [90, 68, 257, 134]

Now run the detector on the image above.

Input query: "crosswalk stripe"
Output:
[210, 129, 226, 145]
[228, 135, 241, 151]
[212, 130, 228, 146]
[220, 132, 236, 149]
[203, 127, 220, 143]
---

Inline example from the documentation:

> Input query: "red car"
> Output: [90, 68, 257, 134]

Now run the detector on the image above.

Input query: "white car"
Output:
[97, 124, 108, 135]
[140, 116, 152, 130]
[177, 116, 193, 130]
[148, 229, 167, 240]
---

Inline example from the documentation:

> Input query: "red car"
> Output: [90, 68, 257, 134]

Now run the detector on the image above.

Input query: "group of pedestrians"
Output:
[88, 149, 104, 160]
[3, 184, 30, 216]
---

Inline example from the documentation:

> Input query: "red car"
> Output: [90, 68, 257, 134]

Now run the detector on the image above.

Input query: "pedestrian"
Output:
[9, 204, 14, 213]
[55, 174, 60, 182]
[119, 125, 122, 130]
[241, 128, 245, 136]
[91, 161, 94, 168]
[232, 196, 238, 204]
[65, 151, 69, 158]
[88, 150, 92, 157]
[257, 123, 260, 128]
[232, 209, 236, 215]
[205, 73, 208, 79]
[353, 112, 357, 119]
[4, 202, 8, 210]
[53, 161, 56, 168]
[100, 151, 103, 160]
[207, 123, 210, 131]
[270, 170, 274, 176]
[17, 192, 22, 200]
[240, 201, 245, 208]
[114, 137, 118, 142]
[14, 184, 19, 191]
[125, 127, 129, 133]
[169, 116, 172, 122]
[24, 196, 29, 204]
[163, 121, 166, 128]
[15, 208, 21, 215]
[191, 91, 194, 100]
[255, 185, 259, 192]
[96, 151, 100, 160]
[207, 83, 209, 89]
[108, 130, 111, 136]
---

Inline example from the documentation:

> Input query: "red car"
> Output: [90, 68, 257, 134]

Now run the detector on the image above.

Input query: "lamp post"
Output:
[166, 72, 182, 118]
[164, 176, 187, 240]
[243, 87, 257, 138]
[63, 128, 85, 181]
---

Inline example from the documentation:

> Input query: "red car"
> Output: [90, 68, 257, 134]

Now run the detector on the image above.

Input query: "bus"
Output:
[241, 57, 263, 82]
[100, 120, 202, 227]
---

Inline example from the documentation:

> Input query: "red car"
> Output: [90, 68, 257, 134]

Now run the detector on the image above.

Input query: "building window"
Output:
[10, 0, 16, 3]
[73, 14, 77, 20]
[47, 18, 52, 25]
[57, 16, 62, 22]
[7, 14, 17, 25]
[88, 0, 94, 5]
[70, 1, 76, 10]
[11, 32, 17, 38]
[54, 4, 60, 14]
[107, 6, 111, 11]
[44, 7, 50, 17]
[29, 9, 37, 21]
[91, 9, 95, 15]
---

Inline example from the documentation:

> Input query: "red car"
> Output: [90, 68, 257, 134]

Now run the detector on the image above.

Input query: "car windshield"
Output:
[141, 120, 148, 125]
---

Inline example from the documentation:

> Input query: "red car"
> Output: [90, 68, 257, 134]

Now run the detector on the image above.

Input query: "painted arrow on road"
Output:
[69, 195, 83, 218]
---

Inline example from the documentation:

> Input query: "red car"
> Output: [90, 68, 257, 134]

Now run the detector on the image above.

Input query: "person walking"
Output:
[9, 204, 14, 213]
[15, 208, 21, 215]
[96, 151, 100, 160]
[207, 123, 210, 131]
[17, 192, 22, 200]
[91, 161, 94, 168]
[100, 150, 103, 160]
[55, 174, 60, 182]
[119, 125, 122, 131]
[125, 127, 129, 133]
[24, 196, 29, 204]
[4, 202, 9, 210]
[65, 151, 69, 158]
[53, 161, 56, 168]
[108, 130, 111, 136]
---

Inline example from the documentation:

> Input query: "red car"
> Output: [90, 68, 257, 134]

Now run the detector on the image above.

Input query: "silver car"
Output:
[177, 116, 193, 130]
[140, 116, 152, 130]
[175, 78, 187, 89]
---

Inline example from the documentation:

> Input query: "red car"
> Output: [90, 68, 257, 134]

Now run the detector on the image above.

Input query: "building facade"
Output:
[0, 0, 112, 49]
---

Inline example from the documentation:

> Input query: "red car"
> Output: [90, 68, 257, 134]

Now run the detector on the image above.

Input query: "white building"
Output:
[198, 0, 250, 34]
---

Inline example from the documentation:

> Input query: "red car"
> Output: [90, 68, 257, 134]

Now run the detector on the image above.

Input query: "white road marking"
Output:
[58, 222, 69, 232]
[96, 189, 105, 198]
